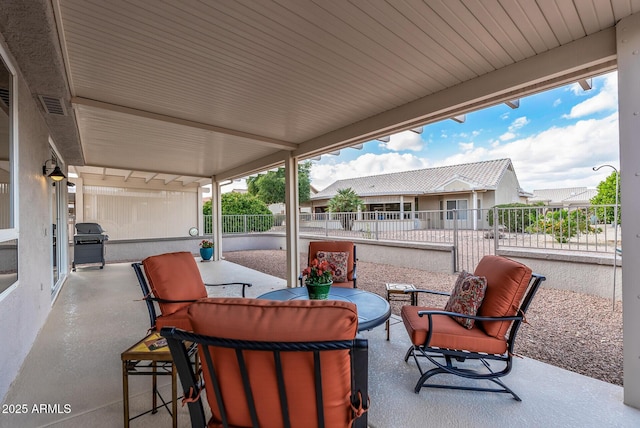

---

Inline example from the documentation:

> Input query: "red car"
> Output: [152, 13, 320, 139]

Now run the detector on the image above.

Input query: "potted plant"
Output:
[302, 258, 335, 300]
[199, 239, 214, 261]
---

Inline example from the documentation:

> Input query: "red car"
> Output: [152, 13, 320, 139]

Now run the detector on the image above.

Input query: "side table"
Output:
[121, 332, 181, 428]
[385, 283, 417, 340]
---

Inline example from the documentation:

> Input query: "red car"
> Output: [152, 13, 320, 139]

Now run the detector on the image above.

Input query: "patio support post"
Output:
[472, 190, 478, 231]
[197, 183, 204, 241]
[211, 179, 223, 262]
[75, 177, 84, 223]
[284, 155, 300, 288]
[617, 12, 640, 409]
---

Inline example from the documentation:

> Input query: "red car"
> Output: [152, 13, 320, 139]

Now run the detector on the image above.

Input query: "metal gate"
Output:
[452, 208, 497, 272]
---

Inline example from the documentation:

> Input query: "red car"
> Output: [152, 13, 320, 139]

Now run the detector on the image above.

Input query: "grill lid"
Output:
[75, 223, 105, 234]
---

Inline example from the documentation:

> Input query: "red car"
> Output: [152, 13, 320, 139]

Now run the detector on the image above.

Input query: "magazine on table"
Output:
[144, 336, 168, 351]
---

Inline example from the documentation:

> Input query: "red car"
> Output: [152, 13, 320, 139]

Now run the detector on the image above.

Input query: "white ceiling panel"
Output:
[74, 105, 278, 177]
[42, 0, 638, 180]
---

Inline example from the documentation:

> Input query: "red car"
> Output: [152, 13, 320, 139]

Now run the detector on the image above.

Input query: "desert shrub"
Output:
[487, 203, 543, 233]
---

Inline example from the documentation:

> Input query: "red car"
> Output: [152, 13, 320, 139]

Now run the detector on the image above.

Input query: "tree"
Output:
[203, 200, 212, 216]
[247, 162, 312, 205]
[221, 192, 273, 233]
[327, 188, 364, 230]
[590, 171, 620, 224]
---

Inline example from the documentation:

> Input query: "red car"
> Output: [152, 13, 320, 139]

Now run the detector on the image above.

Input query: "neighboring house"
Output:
[528, 187, 598, 208]
[308, 159, 530, 229]
[267, 185, 318, 215]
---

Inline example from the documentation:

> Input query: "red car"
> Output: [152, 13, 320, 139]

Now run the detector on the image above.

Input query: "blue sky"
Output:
[310, 71, 619, 193]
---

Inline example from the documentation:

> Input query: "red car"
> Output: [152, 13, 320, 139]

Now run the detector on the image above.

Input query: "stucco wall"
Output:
[299, 236, 454, 273]
[498, 248, 622, 299]
[494, 167, 522, 205]
[0, 41, 56, 401]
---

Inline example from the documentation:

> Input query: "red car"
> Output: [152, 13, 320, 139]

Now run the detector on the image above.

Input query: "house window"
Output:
[477, 199, 482, 220]
[446, 199, 468, 220]
[0, 51, 18, 295]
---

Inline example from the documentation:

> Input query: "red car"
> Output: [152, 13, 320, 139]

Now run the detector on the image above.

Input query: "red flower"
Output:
[303, 258, 335, 285]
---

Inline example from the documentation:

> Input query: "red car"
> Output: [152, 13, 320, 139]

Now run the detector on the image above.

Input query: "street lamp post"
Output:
[593, 165, 619, 311]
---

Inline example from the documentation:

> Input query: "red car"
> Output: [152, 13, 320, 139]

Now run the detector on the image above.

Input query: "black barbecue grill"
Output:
[72, 222, 108, 271]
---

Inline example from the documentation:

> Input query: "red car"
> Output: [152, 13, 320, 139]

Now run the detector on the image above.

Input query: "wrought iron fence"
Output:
[205, 214, 286, 234]
[204, 204, 620, 271]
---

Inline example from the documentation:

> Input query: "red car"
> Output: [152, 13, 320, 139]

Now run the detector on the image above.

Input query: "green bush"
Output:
[526, 208, 597, 243]
[221, 193, 274, 233]
[487, 203, 543, 233]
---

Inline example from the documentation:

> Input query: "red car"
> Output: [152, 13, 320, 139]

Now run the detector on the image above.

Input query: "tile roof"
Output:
[528, 187, 598, 204]
[312, 158, 515, 200]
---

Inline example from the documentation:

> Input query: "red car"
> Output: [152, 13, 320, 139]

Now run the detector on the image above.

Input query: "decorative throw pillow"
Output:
[316, 251, 349, 283]
[444, 271, 488, 329]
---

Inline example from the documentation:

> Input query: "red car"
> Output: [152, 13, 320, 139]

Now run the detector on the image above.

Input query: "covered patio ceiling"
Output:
[0, 1, 631, 180]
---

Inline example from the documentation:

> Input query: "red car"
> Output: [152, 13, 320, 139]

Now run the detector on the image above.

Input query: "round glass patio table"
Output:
[257, 287, 391, 332]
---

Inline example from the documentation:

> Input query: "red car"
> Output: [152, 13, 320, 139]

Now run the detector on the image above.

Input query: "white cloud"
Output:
[568, 81, 587, 96]
[499, 116, 529, 141]
[435, 112, 619, 191]
[553, 98, 562, 107]
[458, 142, 474, 151]
[499, 131, 516, 141]
[564, 73, 618, 119]
[510, 117, 529, 130]
[380, 130, 423, 151]
[311, 152, 429, 190]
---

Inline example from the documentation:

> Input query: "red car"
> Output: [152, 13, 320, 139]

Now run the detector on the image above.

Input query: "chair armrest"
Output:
[416, 309, 524, 347]
[205, 282, 252, 297]
[352, 338, 368, 428]
[417, 310, 523, 322]
[404, 289, 450, 297]
[144, 296, 199, 304]
[161, 328, 207, 427]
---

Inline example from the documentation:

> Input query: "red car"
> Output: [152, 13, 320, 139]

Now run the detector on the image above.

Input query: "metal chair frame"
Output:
[132, 262, 252, 330]
[403, 273, 546, 401]
[161, 327, 369, 428]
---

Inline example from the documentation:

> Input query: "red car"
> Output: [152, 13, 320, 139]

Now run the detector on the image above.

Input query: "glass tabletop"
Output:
[257, 287, 391, 332]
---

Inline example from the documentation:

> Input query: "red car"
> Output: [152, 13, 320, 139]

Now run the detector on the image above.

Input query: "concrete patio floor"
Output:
[1, 258, 639, 427]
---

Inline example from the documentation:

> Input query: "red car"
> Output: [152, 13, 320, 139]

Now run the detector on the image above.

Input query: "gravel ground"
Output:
[224, 249, 623, 386]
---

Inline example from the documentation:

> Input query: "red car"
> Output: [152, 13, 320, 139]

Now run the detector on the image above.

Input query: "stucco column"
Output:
[284, 155, 300, 288]
[211, 179, 223, 261]
[197, 183, 204, 241]
[74, 177, 84, 223]
[472, 190, 478, 231]
[617, 12, 640, 409]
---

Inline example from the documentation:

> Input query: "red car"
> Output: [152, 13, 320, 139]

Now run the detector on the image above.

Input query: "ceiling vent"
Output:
[38, 95, 67, 116]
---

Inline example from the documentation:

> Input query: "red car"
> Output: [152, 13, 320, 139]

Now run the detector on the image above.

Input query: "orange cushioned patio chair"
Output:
[161, 298, 369, 428]
[300, 241, 357, 288]
[401, 255, 545, 401]
[132, 251, 251, 332]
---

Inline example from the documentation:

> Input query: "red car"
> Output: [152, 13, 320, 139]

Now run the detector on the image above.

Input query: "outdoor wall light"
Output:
[42, 158, 66, 182]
